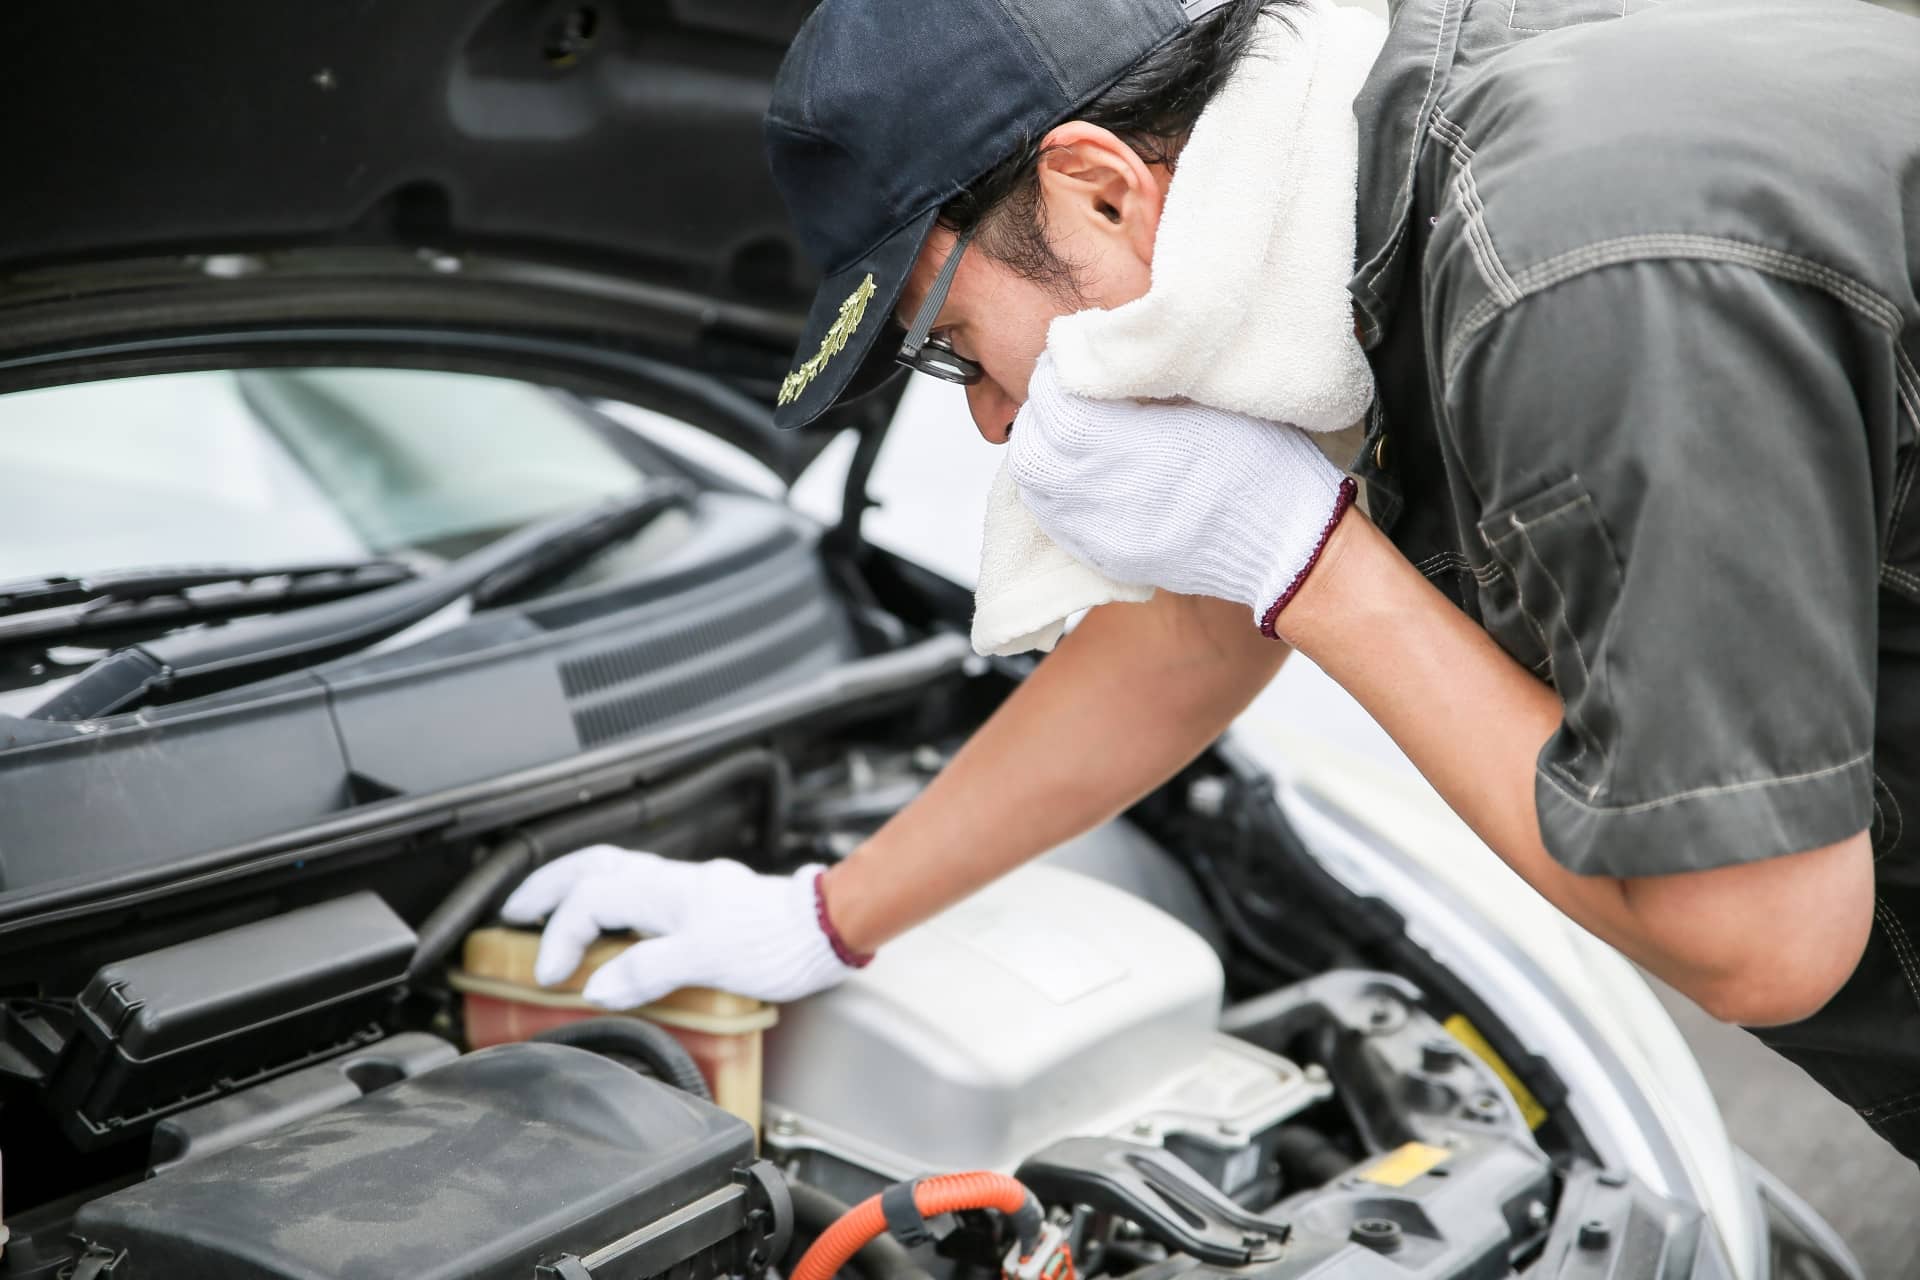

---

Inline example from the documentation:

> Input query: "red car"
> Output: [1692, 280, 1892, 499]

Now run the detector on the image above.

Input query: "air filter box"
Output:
[50, 892, 415, 1148]
[74, 1041, 792, 1279]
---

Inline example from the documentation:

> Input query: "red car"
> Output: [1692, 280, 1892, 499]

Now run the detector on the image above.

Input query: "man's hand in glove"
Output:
[499, 845, 868, 1008]
[1007, 353, 1357, 637]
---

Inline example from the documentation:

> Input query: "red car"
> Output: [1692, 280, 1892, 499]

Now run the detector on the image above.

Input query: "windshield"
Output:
[0, 367, 650, 581]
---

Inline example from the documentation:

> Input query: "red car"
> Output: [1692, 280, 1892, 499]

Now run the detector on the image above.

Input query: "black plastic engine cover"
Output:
[73, 1041, 788, 1280]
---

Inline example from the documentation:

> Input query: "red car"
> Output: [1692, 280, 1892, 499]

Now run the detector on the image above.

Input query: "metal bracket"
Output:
[1015, 1138, 1289, 1265]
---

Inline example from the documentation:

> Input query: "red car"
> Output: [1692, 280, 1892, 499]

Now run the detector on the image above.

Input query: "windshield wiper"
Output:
[31, 480, 695, 722]
[0, 561, 417, 646]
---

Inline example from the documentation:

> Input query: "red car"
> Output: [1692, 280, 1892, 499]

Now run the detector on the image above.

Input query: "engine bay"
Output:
[757, 857, 1565, 1280]
[0, 706, 1691, 1279]
[0, 495, 1697, 1280]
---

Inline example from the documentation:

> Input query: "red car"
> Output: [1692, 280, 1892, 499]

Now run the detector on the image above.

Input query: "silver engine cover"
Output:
[764, 863, 1328, 1183]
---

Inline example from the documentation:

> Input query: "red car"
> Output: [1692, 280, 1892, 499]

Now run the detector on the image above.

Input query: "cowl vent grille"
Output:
[561, 575, 819, 700]
[561, 565, 849, 747]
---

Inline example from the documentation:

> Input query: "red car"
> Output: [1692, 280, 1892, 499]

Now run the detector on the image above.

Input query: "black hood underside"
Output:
[0, 1, 910, 469]
[5, 0, 813, 301]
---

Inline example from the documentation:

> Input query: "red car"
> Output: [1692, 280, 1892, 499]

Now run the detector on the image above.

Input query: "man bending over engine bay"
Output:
[502, 0, 1920, 1160]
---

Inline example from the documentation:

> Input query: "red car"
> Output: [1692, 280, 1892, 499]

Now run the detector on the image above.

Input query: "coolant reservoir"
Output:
[450, 927, 775, 1132]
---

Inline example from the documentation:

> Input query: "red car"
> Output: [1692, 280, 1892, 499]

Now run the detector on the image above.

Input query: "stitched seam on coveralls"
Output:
[1874, 363, 1920, 593]
[1505, 0, 1545, 31]
[1482, 535, 1558, 676]
[1510, 499, 1607, 794]
[1873, 771, 1905, 858]
[1859, 1079, 1920, 1122]
[1867, 1099, 1920, 1127]
[1882, 448, 1920, 595]
[1412, 549, 1463, 575]
[1417, 554, 1545, 672]
[1890, 446, 1920, 535]
[1881, 564, 1920, 595]
[1413, 550, 1502, 584]
[1429, 110, 1523, 307]
[1362, 0, 1462, 299]
[1510, 0, 1633, 29]
[1882, 347, 1920, 589]
[1893, 348, 1920, 440]
[1536, 748, 1872, 816]
[1484, 496, 1610, 777]
[1505, 0, 1630, 32]
[1865, 1093, 1920, 1125]
[1443, 235, 1909, 386]
[1874, 899, 1920, 1019]
[1860, 1085, 1920, 1119]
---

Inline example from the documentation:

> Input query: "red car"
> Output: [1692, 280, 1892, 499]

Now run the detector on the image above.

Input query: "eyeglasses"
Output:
[900, 334, 982, 385]
[895, 225, 983, 386]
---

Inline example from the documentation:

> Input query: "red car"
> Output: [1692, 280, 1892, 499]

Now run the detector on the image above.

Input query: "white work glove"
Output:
[499, 845, 865, 1009]
[1007, 353, 1357, 636]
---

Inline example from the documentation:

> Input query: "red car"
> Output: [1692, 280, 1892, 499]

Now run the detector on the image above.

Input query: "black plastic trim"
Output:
[0, 634, 972, 937]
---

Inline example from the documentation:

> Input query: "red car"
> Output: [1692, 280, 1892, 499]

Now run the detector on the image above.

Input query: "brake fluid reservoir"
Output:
[450, 927, 776, 1132]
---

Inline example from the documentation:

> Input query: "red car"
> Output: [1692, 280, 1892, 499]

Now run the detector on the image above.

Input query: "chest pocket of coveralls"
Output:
[1471, 477, 1629, 794]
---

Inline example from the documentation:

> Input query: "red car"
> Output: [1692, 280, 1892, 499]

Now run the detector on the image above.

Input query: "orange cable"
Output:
[790, 1172, 1034, 1280]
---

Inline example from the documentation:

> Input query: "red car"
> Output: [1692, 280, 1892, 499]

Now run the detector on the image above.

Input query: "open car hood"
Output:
[0, 0, 880, 479]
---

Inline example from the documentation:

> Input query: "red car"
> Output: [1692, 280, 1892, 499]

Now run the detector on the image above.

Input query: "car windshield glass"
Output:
[0, 367, 650, 581]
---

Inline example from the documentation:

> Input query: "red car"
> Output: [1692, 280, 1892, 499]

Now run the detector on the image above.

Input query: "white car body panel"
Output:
[1231, 718, 1761, 1279]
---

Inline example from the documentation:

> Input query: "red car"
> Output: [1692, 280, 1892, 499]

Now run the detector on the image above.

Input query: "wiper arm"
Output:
[32, 480, 695, 722]
[0, 561, 416, 646]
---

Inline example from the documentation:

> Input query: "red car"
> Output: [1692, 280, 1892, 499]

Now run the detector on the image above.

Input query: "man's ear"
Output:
[1035, 121, 1167, 268]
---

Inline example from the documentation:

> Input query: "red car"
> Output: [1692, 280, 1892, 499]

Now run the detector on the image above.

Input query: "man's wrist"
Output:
[1258, 477, 1359, 640]
[1269, 496, 1369, 652]
[814, 861, 877, 964]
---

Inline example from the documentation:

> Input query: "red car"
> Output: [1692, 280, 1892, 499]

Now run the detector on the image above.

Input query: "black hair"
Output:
[939, 0, 1303, 300]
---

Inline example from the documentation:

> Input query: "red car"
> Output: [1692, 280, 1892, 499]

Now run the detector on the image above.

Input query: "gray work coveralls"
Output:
[1344, 0, 1920, 1156]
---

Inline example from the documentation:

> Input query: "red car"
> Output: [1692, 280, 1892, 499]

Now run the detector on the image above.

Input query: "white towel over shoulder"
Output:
[970, 0, 1386, 657]
[1045, 0, 1384, 428]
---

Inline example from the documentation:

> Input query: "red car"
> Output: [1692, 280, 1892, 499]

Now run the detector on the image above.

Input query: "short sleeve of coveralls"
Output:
[1441, 260, 1880, 879]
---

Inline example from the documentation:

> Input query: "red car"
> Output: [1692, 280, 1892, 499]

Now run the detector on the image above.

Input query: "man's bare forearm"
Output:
[820, 591, 1288, 953]
[1280, 509, 1872, 1025]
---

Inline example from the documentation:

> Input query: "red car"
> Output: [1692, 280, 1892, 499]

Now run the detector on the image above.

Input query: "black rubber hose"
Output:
[409, 833, 538, 984]
[408, 746, 791, 981]
[786, 1182, 932, 1280]
[1188, 850, 1314, 983]
[642, 746, 791, 855]
[531, 1017, 712, 1101]
[1270, 1124, 1350, 1187]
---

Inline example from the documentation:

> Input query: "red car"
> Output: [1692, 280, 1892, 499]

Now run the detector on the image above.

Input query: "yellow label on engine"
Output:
[1358, 1141, 1451, 1187]
[1444, 1014, 1550, 1131]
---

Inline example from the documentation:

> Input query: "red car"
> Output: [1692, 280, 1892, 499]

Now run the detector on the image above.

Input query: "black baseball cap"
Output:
[764, 0, 1229, 429]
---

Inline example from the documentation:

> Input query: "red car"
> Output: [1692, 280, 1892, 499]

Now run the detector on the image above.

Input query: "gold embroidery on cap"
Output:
[778, 273, 876, 407]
